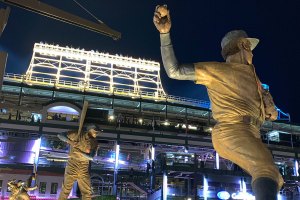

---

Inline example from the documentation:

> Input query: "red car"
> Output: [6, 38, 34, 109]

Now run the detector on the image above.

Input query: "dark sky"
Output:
[0, 1, 299, 123]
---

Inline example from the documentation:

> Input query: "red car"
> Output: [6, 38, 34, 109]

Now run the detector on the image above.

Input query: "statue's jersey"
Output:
[195, 62, 265, 123]
[67, 131, 97, 161]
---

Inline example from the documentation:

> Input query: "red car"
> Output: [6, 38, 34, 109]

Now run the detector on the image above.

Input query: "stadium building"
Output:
[0, 43, 298, 200]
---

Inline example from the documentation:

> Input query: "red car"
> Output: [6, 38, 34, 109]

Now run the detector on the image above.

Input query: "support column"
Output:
[84, 60, 91, 90]
[185, 107, 188, 134]
[113, 142, 120, 195]
[150, 145, 155, 191]
[16, 85, 23, 120]
[111, 89, 115, 109]
[215, 152, 220, 169]
[162, 172, 168, 200]
[294, 159, 299, 176]
[203, 175, 208, 200]
[134, 65, 138, 93]
[110, 63, 114, 93]
[31, 137, 41, 192]
[187, 177, 191, 197]
[33, 137, 42, 173]
[55, 55, 62, 86]
[193, 173, 200, 200]
[240, 177, 247, 194]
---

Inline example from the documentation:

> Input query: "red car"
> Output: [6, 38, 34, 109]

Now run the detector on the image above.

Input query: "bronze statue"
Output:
[153, 5, 283, 200]
[57, 124, 99, 200]
[7, 173, 38, 200]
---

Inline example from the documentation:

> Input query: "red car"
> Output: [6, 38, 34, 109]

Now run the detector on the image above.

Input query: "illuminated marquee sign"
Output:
[26, 43, 165, 98]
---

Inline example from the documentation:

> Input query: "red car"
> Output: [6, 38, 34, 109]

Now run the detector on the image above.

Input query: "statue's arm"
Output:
[90, 143, 100, 157]
[261, 88, 278, 121]
[57, 131, 77, 146]
[153, 5, 195, 81]
[160, 33, 196, 81]
[7, 180, 15, 187]
[25, 185, 38, 191]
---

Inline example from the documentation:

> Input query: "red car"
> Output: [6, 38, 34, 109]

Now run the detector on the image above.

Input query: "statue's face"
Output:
[89, 129, 97, 138]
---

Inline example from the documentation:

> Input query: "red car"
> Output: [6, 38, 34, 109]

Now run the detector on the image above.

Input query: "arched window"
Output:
[47, 106, 79, 122]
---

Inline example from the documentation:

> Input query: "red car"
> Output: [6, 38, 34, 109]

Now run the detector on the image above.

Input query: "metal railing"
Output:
[4, 73, 211, 109]
[2, 73, 291, 120]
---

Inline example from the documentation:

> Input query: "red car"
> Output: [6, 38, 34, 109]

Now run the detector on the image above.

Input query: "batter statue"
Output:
[153, 5, 283, 200]
[57, 124, 99, 200]
[7, 173, 38, 200]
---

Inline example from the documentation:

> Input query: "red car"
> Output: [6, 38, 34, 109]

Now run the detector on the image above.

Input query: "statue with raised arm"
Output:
[153, 5, 283, 200]
[7, 173, 38, 200]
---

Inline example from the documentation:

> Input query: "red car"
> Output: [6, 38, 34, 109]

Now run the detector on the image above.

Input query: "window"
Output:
[50, 183, 58, 194]
[39, 182, 47, 194]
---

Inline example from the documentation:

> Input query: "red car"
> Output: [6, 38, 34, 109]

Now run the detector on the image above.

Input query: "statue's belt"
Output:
[219, 116, 263, 127]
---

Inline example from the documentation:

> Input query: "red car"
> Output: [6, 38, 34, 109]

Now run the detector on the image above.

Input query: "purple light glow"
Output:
[106, 157, 127, 165]
[0, 139, 38, 164]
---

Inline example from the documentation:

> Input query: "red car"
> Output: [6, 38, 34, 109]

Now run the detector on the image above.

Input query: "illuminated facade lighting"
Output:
[242, 178, 246, 193]
[115, 144, 120, 169]
[163, 172, 168, 200]
[217, 191, 230, 200]
[177, 124, 197, 130]
[32, 137, 41, 171]
[203, 176, 208, 200]
[267, 130, 281, 142]
[231, 192, 255, 199]
[216, 152, 219, 170]
[151, 146, 155, 160]
[295, 160, 299, 176]
[163, 120, 170, 126]
[138, 118, 143, 124]
[25, 43, 165, 98]
[184, 147, 188, 153]
[108, 115, 115, 121]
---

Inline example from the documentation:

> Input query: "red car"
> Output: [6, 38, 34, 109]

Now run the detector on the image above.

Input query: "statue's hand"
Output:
[68, 140, 79, 148]
[153, 5, 171, 34]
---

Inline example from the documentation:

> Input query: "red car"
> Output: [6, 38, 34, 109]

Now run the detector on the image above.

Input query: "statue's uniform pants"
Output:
[212, 122, 284, 190]
[9, 195, 18, 200]
[58, 157, 92, 200]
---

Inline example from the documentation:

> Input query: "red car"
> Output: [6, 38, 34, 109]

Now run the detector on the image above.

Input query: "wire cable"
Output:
[73, 0, 104, 24]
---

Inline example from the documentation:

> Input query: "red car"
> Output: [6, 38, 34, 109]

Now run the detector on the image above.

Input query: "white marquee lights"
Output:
[26, 43, 165, 97]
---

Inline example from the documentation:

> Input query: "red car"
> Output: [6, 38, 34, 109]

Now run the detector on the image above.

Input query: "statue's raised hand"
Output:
[153, 5, 171, 34]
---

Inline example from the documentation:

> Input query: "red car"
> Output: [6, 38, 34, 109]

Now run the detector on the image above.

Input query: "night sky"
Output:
[0, 1, 299, 123]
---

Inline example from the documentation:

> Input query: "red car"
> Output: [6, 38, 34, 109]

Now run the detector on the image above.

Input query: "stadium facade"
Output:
[0, 43, 298, 200]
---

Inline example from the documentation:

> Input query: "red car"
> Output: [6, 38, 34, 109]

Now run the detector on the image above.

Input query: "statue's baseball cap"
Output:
[221, 30, 259, 58]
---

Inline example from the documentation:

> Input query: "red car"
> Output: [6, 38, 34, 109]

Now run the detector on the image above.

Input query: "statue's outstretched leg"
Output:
[212, 123, 283, 199]
[18, 192, 31, 200]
